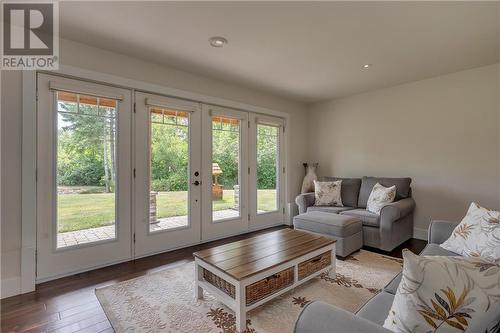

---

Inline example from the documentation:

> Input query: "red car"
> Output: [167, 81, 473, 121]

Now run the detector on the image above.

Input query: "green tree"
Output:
[57, 102, 115, 191]
[257, 125, 278, 189]
[57, 106, 280, 194]
[212, 128, 239, 189]
[150, 122, 189, 191]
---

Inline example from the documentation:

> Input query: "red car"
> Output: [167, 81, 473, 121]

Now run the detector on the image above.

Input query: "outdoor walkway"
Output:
[57, 209, 241, 248]
[57, 225, 116, 248]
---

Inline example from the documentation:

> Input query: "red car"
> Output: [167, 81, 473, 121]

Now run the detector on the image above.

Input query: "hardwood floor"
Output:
[1, 225, 426, 333]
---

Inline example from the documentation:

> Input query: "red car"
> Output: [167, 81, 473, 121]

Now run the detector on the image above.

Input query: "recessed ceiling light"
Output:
[209, 36, 228, 48]
[363, 64, 372, 69]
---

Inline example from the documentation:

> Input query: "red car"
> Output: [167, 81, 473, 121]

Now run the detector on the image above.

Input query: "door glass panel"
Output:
[56, 91, 117, 248]
[212, 116, 241, 221]
[257, 124, 279, 213]
[149, 107, 190, 232]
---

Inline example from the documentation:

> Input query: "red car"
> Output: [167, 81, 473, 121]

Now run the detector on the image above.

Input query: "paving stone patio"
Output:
[57, 209, 242, 248]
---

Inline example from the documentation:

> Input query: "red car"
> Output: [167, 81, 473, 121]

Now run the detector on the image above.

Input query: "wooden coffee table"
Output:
[193, 228, 336, 332]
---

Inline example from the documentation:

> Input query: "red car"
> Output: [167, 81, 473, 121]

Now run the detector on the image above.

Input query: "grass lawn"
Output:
[57, 189, 277, 232]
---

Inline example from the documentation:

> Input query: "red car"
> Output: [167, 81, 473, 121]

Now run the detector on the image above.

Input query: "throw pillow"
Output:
[366, 183, 396, 214]
[383, 250, 500, 333]
[313, 180, 343, 206]
[441, 202, 500, 262]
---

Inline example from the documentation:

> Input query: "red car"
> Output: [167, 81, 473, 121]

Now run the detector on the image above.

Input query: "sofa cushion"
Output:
[366, 183, 396, 214]
[356, 291, 395, 326]
[314, 180, 343, 206]
[293, 211, 362, 238]
[358, 177, 412, 208]
[383, 273, 402, 296]
[320, 177, 362, 208]
[307, 206, 353, 214]
[384, 244, 460, 295]
[294, 301, 393, 333]
[383, 250, 500, 333]
[420, 243, 459, 257]
[340, 209, 380, 227]
[440, 202, 500, 262]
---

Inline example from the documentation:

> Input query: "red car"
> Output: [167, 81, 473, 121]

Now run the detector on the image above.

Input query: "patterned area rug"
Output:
[95, 250, 402, 333]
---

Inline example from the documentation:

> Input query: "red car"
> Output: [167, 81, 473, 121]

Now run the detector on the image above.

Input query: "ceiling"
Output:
[60, 2, 500, 103]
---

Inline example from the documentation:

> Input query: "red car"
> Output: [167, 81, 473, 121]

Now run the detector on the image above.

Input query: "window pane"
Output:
[212, 116, 240, 221]
[149, 108, 189, 232]
[56, 92, 117, 248]
[257, 124, 279, 213]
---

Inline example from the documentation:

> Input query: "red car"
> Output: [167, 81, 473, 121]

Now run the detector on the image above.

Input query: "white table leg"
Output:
[235, 281, 246, 332]
[194, 260, 203, 299]
[328, 248, 336, 278]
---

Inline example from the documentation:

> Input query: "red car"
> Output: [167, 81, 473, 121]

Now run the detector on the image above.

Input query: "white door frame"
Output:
[248, 114, 286, 229]
[19, 65, 290, 296]
[133, 92, 202, 257]
[201, 104, 249, 241]
[35, 73, 133, 282]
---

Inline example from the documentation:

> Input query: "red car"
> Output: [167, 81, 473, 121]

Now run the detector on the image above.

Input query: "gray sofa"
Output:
[295, 176, 415, 252]
[294, 221, 500, 333]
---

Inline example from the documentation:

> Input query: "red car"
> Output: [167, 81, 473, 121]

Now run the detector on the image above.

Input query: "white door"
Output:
[201, 105, 249, 240]
[248, 114, 286, 229]
[133, 92, 202, 257]
[36, 74, 133, 281]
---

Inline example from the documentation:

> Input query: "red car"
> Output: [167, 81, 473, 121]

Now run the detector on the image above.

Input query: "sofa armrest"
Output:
[295, 192, 315, 214]
[380, 197, 415, 225]
[294, 301, 392, 333]
[428, 220, 458, 244]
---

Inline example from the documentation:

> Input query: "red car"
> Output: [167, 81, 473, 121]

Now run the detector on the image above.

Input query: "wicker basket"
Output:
[298, 251, 331, 280]
[203, 268, 236, 298]
[245, 267, 294, 305]
[203, 266, 295, 305]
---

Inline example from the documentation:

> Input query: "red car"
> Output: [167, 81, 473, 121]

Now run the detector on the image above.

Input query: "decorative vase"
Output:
[301, 162, 318, 193]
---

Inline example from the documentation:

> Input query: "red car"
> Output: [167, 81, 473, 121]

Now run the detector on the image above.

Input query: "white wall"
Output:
[0, 39, 308, 297]
[307, 64, 500, 236]
[1, 71, 23, 296]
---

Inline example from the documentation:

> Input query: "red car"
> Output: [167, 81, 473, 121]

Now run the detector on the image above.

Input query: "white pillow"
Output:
[441, 202, 500, 262]
[383, 250, 500, 333]
[366, 183, 396, 214]
[313, 180, 343, 207]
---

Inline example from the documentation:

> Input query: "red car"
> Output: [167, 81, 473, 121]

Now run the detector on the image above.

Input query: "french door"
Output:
[36, 74, 286, 280]
[36, 74, 133, 281]
[133, 92, 202, 257]
[201, 105, 249, 240]
[248, 114, 285, 229]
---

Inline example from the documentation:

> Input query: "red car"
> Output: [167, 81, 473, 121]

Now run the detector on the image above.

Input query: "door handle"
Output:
[192, 180, 201, 186]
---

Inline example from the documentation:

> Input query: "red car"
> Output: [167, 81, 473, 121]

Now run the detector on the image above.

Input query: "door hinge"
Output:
[133, 168, 136, 178]
[248, 167, 250, 175]
[248, 213, 251, 220]
[133, 233, 136, 243]
[283, 207, 285, 214]
[283, 167, 285, 174]
[35, 168, 38, 182]
[283, 126, 285, 133]
[248, 120, 250, 128]
[133, 102, 136, 113]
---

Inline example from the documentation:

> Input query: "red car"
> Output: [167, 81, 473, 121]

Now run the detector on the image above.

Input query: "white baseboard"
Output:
[413, 227, 428, 241]
[1, 276, 21, 299]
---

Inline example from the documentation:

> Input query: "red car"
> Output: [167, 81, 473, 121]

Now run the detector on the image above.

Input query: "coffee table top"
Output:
[193, 228, 336, 281]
